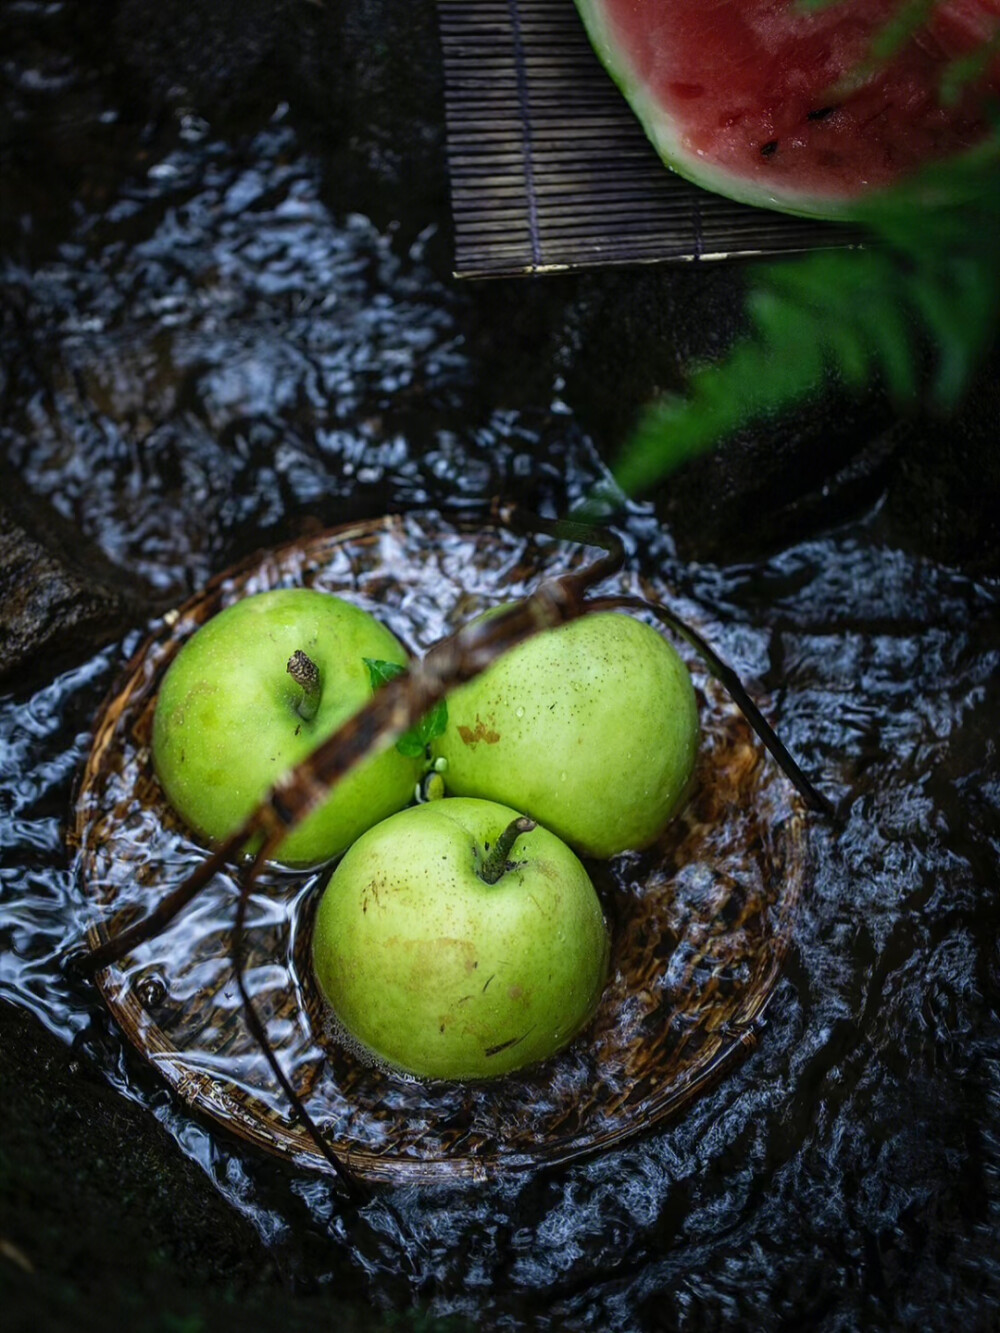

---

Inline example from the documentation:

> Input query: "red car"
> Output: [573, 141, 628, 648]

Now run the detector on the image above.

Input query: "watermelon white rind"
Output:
[573, 0, 1000, 221]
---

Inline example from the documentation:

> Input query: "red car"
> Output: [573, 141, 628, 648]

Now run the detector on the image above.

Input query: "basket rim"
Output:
[74, 511, 809, 1184]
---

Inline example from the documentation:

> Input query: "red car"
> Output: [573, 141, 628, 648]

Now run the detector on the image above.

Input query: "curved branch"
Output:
[231, 858, 369, 1202]
[586, 593, 835, 818]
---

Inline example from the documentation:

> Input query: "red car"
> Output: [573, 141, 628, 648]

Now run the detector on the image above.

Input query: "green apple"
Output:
[152, 588, 422, 868]
[431, 611, 699, 858]
[312, 797, 609, 1080]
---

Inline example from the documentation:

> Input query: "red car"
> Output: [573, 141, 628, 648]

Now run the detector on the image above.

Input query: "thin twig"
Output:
[231, 854, 370, 1203]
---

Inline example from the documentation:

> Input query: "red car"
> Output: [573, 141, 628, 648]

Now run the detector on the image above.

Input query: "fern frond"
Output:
[797, 0, 951, 74]
[941, 30, 1000, 104]
[613, 127, 1000, 496]
[867, 0, 939, 66]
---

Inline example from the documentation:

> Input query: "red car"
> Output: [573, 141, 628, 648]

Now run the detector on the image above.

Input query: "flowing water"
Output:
[3, 30, 1000, 1333]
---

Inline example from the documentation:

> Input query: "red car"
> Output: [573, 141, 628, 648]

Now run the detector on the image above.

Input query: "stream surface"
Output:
[3, 45, 1000, 1333]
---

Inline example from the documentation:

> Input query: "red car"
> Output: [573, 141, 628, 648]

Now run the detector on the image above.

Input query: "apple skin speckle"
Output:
[457, 716, 501, 748]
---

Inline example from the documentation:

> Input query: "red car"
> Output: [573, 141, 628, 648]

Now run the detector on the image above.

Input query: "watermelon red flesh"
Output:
[574, 0, 1000, 218]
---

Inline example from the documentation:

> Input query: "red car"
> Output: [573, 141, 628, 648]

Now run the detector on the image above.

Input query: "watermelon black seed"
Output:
[761, 140, 778, 158]
[808, 105, 838, 121]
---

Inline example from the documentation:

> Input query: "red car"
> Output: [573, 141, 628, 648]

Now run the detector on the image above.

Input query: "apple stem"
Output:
[477, 815, 536, 885]
[287, 649, 321, 722]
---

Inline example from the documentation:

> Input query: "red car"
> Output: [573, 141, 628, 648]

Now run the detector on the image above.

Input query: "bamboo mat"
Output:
[439, 0, 854, 278]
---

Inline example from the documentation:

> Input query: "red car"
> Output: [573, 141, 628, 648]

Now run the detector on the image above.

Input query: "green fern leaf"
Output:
[613, 125, 1000, 496]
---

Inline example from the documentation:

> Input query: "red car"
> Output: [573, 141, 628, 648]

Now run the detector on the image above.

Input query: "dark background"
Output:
[2, 3, 999, 1330]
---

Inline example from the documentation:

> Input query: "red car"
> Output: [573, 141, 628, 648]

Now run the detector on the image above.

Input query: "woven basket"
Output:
[73, 511, 807, 1184]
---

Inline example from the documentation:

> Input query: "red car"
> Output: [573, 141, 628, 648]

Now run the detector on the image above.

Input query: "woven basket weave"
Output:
[74, 512, 807, 1184]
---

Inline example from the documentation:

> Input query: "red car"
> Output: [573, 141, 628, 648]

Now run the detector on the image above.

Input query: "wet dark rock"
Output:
[0, 1000, 271, 1298]
[291, 0, 448, 230]
[646, 385, 899, 562]
[0, 468, 155, 691]
[560, 264, 753, 448]
[881, 359, 1000, 576]
[553, 265, 1000, 568]
[553, 263, 899, 559]
[112, 0, 448, 234]
[1, 0, 446, 260]
[0, 1001, 399, 1333]
[111, 0, 296, 112]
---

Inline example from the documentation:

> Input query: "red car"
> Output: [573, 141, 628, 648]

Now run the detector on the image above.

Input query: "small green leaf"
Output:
[364, 658, 448, 758]
[364, 657, 406, 691]
[396, 699, 449, 757]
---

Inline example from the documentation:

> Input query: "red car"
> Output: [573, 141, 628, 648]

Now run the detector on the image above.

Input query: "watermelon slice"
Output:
[573, 0, 1000, 218]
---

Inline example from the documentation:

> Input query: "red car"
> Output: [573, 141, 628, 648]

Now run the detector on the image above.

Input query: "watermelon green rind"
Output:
[572, 0, 1000, 223]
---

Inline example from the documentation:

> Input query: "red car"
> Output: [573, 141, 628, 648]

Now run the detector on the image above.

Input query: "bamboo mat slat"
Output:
[438, 0, 855, 278]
